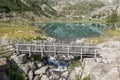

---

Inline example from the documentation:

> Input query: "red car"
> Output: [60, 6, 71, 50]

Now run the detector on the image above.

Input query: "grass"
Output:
[84, 28, 120, 45]
[83, 75, 90, 80]
[32, 19, 106, 24]
[0, 23, 47, 42]
[67, 59, 81, 72]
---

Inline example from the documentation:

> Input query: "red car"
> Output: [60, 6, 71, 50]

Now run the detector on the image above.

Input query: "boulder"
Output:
[61, 71, 68, 78]
[41, 75, 49, 80]
[0, 72, 9, 80]
[0, 58, 9, 71]
[18, 63, 30, 74]
[33, 75, 41, 80]
[35, 66, 48, 75]
[11, 54, 27, 64]
[90, 64, 120, 80]
[51, 71, 61, 80]
[29, 62, 36, 70]
[28, 70, 33, 80]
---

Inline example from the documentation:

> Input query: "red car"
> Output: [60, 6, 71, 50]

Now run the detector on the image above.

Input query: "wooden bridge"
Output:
[15, 42, 100, 61]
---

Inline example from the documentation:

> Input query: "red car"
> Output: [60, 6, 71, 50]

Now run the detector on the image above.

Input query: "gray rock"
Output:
[0, 58, 9, 71]
[41, 75, 49, 80]
[18, 63, 30, 74]
[29, 62, 36, 70]
[90, 64, 120, 80]
[35, 66, 48, 75]
[28, 70, 33, 80]
[61, 71, 68, 78]
[51, 71, 61, 80]
[0, 72, 9, 80]
[33, 75, 41, 80]
[11, 54, 27, 64]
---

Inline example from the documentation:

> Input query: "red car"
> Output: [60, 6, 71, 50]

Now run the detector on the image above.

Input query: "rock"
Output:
[41, 75, 49, 80]
[36, 62, 42, 68]
[29, 62, 36, 70]
[0, 72, 9, 80]
[11, 54, 27, 64]
[90, 63, 120, 80]
[97, 41, 120, 63]
[33, 75, 41, 80]
[59, 77, 66, 80]
[61, 71, 68, 78]
[28, 70, 33, 80]
[35, 66, 48, 75]
[18, 63, 30, 74]
[101, 58, 108, 64]
[51, 71, 61, 80]
[69, 69, 77, 80]
[0, 58, 9, 71]
[82, 58, 97, 78]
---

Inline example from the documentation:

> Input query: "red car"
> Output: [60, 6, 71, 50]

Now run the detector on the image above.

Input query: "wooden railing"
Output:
[15, 43, 100, 61]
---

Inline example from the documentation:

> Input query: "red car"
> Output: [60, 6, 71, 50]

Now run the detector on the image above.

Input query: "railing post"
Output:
[29, 46, 32, 57]
[80, 48, 83, 63]
[67, 46, 70, 59]
[16, 44, 19, 55]
[41, 46, 44, 58]
[94, 48, 97, 61]
[54, 45, 57, 57]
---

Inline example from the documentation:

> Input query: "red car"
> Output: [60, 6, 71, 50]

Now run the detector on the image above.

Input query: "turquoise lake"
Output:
[35, 23, 111, 41]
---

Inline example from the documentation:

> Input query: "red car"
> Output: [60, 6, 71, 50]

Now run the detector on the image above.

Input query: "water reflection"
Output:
[35, 23, 111, 41]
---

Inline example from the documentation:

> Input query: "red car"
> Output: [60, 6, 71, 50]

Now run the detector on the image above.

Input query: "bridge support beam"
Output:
[41, 47, 44, 58]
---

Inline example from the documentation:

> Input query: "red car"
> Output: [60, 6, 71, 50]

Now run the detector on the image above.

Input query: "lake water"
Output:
[35, 22, 111, 41]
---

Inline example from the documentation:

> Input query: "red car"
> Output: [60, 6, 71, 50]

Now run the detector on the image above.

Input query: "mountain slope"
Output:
[0, 0, 59, 21]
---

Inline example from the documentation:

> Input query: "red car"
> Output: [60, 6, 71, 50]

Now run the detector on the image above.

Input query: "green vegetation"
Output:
[8, 68, 26, 80]
[62, 0, 104, 16]
[0, 23, 47, 41]
[0, 0, 58, 19]
[30, 54, 42, 62]
[106, 10, 119, 27]
[75, 74, 80, 80]
[84, 28, 120, 45]
[83, 75, 90, 80]
[67, 59, 81, 71]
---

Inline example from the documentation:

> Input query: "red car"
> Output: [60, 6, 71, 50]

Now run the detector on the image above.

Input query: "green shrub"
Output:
[67, 59, 81, 71]
[83, 75, 90, 80]
[30, 54, 42, 62]
[8, 68, 26, 80]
